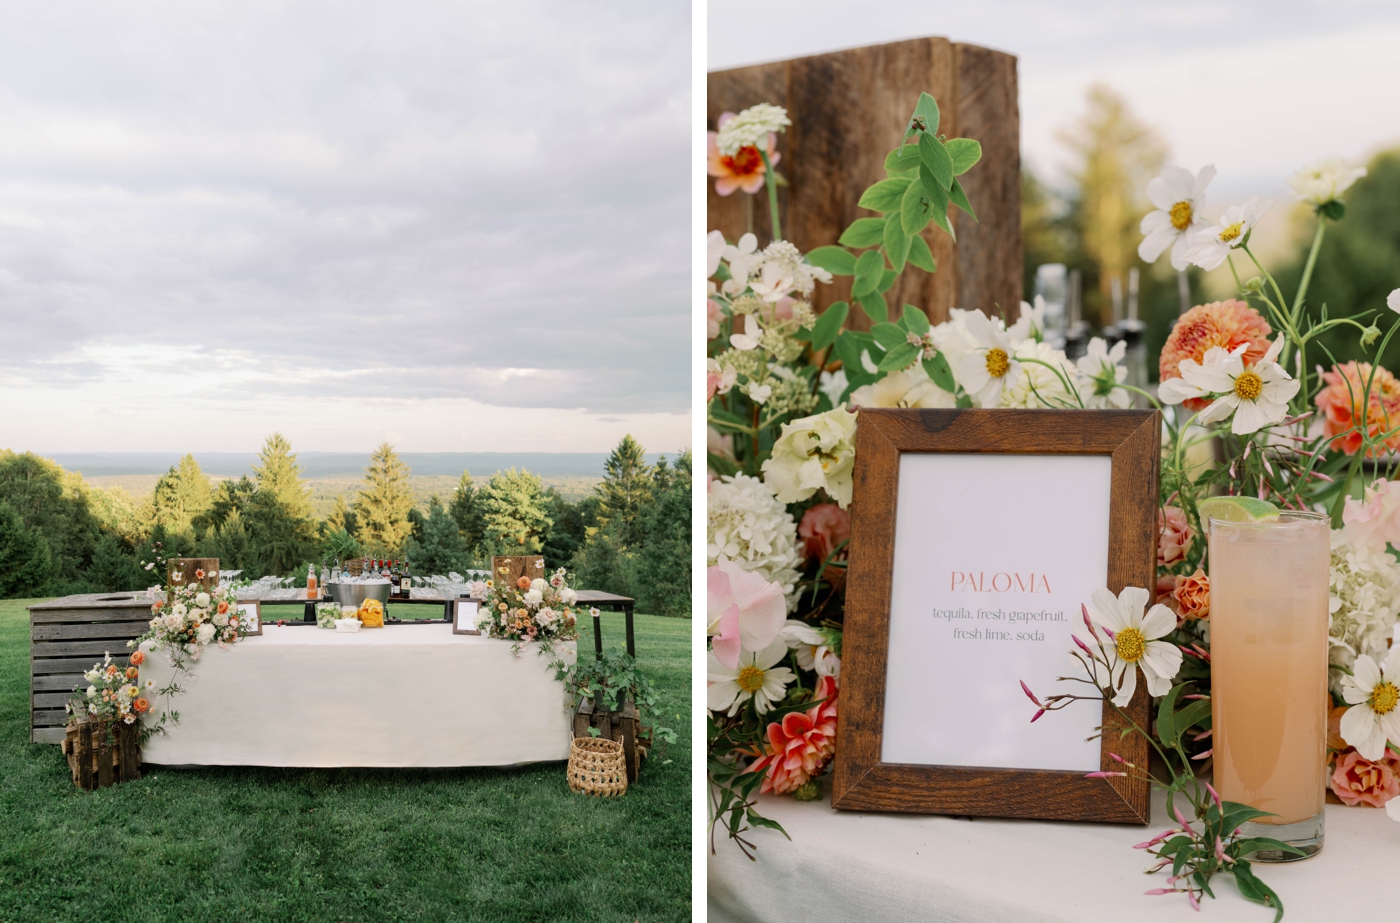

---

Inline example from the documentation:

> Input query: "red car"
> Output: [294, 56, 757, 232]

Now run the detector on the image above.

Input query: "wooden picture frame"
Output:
[832, 408, 1160, 824]
[236, 600, 262, 637]
[452, 599, 482, 636]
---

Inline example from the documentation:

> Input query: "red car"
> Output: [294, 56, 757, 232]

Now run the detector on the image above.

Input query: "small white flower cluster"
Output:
[706, 472, 804, 610]
[1327, 531, 1400, 696]
[715, 103, 790, 156]
[718, 233, 831, 301]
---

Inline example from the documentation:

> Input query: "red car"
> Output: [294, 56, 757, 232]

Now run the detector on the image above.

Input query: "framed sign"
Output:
[832, 408, 1160, 824]
[453, 599, 482, 636]
[237, 601, 262, 637]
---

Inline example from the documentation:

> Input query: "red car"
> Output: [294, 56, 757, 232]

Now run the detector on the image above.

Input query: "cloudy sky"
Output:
[0, 1, 690, 454]
[709, 0, 1400, 206]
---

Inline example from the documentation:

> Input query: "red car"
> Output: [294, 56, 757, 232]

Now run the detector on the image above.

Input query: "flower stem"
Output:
[1291, 218, 1326, 326]
[760, 149, 781, 242]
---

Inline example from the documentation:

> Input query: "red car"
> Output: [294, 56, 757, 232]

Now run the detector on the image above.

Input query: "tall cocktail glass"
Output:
[1208, 509, 1329, 861]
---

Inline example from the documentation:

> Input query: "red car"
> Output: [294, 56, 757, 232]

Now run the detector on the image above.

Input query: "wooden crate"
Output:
[574, 698, 648, 784]
[60, 717, 142, 790]
[28, 593, 156, 745]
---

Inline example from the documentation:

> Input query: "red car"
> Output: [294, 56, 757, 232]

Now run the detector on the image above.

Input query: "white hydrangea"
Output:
[1328, 530, 1400, 696]
[707, 472, 803, 611]
[999, 339, 1080, 408]
[749, 240, 831, 302]
[715, 103, 791, 156]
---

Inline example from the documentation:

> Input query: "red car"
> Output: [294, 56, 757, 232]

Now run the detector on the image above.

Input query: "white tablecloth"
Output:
[139, 624, 574, 768]
[708, 786, 1398, 922]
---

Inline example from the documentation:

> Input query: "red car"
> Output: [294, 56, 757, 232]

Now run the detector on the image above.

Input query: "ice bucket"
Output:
[326, 580, 392, 608]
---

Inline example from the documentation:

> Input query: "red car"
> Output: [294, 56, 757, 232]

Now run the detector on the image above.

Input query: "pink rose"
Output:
[1331, 748, 1400, 807]
[1158, 506, 1194, 568]
[1172, 571, 1210, 621]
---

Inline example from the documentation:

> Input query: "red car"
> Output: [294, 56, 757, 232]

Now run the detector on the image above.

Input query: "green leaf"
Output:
[852, 249, 885, 296]
[905, 91, 940, 139]
[901, 304, 929, 335]
[949, 178, 977, 221]
[834, 330, 878, 386]
[870, 322, 907, 351]
[884, 144, 921, 175]
[745, 808, 791, 839]
[921, 166, 954, 239]
[923, 353, 955, 393]
[1233, 837, 1306, 859]
[1231, 862, 1284, 923]
[857, 289, 888, 324]
[918, 132, 954, 190]
[1170, 699, 1212, 748]
[839, 217, 887, 248]
[883, 214, 911, 274]
[901, 176, 932, 236]
[1156, 684, 1183, 750]
[945, 138, 982, 174]
[878, 342, 919, 372]
[907, 234, 936, 272]
[809, 301, 849, 351]
[858, 176, 914, 213]
[805, 245, 857, 275]
[877, 268, 898, 293]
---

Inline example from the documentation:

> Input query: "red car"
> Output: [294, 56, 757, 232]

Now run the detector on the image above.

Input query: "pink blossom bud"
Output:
[1204, 781, 1222, 809]
[1191, 749, 1213, 760]
[1215, 837, 1228, 864]
[1030, 708, 1046, 723]
[1020, 680, 1043, 707]
[1173, 804, 1193, 830]
[1072, 634, 1097, 657]
[1188, 891, 1200, 911]
[1144, 889, 1173, 896]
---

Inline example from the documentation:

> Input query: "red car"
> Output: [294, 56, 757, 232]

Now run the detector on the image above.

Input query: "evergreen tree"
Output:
[541, 489, 587, 567]
[0, 500, 53, 598]
[477, 468, 551, 553]
[88, 532, 145, 593]
[355, 443, 415, 554]
[151, 454, 213, 538]
[448, 470, 484, 553]
[204, 508, 257, 577]
[0, 450, 103, 587]
[625, 452, 691, 616]
[325, 495, 358, 536]
[596, 435, 653, 547]
[407, 497, 470, 576]
[252, 432, 314, 522]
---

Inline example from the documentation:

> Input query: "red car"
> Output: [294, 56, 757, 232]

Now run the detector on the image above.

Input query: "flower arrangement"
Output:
[479, 564, 580, 655]
[137, 572, 245, 665]
[67, 650, 154, 729]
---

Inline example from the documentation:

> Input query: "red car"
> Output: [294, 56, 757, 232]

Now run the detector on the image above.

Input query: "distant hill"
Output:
[42, 451, 670, 479]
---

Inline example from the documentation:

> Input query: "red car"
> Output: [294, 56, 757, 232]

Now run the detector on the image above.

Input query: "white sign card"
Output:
[237, 601, 262, 636]
[880, 453, 1111, 772]
[453, 599, 481, 635]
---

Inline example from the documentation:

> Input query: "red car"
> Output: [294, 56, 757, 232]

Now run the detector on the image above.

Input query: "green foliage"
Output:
[354, 443, 415, 555]
[0, 451, 102, 591]
[553, 649, 676, 749]
[320, 527, 361, 564]
[540, 489, 592, 569]
[406, 497, 471, 576]
[252, 432, 315, 522]
[87, 533, 146, 593]
[325, 495, 357, 537]
[0, 501, 52, 597]
[596, 434, 653, 547]
[195, 473, 319, 577]
[448, 470, 484, 554]
[477, 468, 552, 554]
[151, 454, 213, 538]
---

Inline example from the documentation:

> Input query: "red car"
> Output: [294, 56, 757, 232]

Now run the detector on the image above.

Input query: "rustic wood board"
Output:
[492, 555, 546, 589]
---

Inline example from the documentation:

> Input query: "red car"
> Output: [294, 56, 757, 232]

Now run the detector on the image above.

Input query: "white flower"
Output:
[715, 103, 790, 156]
[530, 577, 546, 593]
[560, 587, 577, 605]
[213, 610, 228, 627]
[780, 619, 840, 679]
[729, 313, 762, 351]
[742, 380, 772, 404]
[523, 589, 543, 606]
[534, 608, 558, 628]
[86, 685, 97, 698]
[721, 232, 759, 295]
[707, 472, 803, 610]
[195, 592, 210, 608]
[1174, 338, 1299, 435]
[761, 405, 858, 508]
[1338, 646, 1400, 760]
[849, 365, 955, 409]
[750, 240, 830, 302]
[1288, 158, 1366, 207]
[171, 603, 187, 618]
[1076, 337, 1131, 409]
[1085, 586, 1182, 707]
[196, 623, 216, 645]
[1328, 530, 1400, 695]
[1007, 295, 1047, 345]
[999, 339, 1078, 409]
[1138, 165, 1216, 271]
[859, 349, 879, 374]
[1182, 196, 1272, 271]
[1388, 288, 1400, 314]
[818, 368, 848, 407]
[930, 309, 981, 382]
[707, 638, 795, 715]
[707, 229, 727, 277]
[957, 309, 1022, 407]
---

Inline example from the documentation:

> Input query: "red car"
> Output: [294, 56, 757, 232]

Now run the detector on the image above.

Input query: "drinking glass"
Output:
[1208, 510, 1330, 860]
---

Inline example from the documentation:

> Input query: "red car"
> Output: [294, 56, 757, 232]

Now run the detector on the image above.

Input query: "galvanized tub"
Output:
[326, 580, 392, 608]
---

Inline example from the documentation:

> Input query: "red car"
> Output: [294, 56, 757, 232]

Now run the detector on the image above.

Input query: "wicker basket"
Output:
[567, 735, 628, 798]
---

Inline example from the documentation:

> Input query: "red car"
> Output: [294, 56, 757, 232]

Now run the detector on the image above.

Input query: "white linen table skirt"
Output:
[709, 786, 1398, 922]
[139, 624, 574, 768]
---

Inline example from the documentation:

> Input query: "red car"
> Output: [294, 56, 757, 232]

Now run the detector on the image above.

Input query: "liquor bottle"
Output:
[390, 560, 400, 597]
[306, 562, 317, 600]
[401, 557, 411, 596]
[334, 558, 341, 582]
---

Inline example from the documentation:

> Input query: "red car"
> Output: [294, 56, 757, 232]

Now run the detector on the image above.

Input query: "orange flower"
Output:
[1159, 300, 1272, 411]
[195, 568, 205, 579]
[748, 675, 839, 795]
[125, 667, 138, 679]
[1171, 571, 1210, 620]
[106, 665, 118, 676]
[516, 576, 532, 590]
[217, 601, 230, 614]
[130, 651, 145, 666]
[1314, 361, 1400, 457]
[707, 111, 780, 196]
[132, 697, 150, 714]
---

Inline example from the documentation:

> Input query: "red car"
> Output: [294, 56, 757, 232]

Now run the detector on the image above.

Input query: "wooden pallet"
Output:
[60, 717, 141, 790]
[574, 698, 648, 784]
[28, 593, 157, 744]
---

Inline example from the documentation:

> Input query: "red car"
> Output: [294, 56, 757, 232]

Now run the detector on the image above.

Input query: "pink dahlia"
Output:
[1315, 362, 1400, 457]
[749, 675, 839, 795]
[1159, 300, 1272, 411]
[707, 111, 780, 196]
[1330, 748, 1400, 807]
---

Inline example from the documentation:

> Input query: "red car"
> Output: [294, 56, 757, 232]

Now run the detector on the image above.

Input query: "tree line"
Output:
[0, 434, 691, 616]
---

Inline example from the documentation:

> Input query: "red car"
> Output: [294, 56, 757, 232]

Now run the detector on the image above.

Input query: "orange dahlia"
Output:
[706, 111, 780, 196]
[748, 675, 839, 795]
[1159, 300, 1272, 410]
[1314, 362, 1400, 456]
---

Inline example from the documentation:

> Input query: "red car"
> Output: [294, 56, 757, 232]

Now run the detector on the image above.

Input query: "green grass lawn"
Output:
[0, 599, 690, 923]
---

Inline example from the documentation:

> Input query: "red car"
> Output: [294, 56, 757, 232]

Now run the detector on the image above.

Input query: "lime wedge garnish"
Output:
[1198, 496, 1280, 524]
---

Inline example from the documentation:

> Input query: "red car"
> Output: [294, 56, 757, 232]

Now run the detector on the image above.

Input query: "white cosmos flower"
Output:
[1139, 165, 1215, 271]
[1179, 338, 1300, 435]
[780, 620, 840, 679]
[1388, 288, 1400, 314]
[721, 232, 759, 295]
[1076, 337, 1131, 409]
[1182, 197, 1272, 271]
[1288, 158, 1366, 207]
[707, 637, 795, 716]
[848, 365, 955, 409]
[1007, 295, 1047, 345]
[957, 309, 1021, 407]
[1085, 586, 1182, 707]
[1338, 646, 1400, 761]
[715, 103, 791, 156]
[707, 230, 727, 277]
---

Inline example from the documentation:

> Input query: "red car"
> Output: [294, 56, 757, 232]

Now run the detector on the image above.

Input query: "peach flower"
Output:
[217, 601, 230, 615]
[1172, 571, 1210, 621]
[799, 503, 851, 590]
[1158, 506, 1194, 569]
[132, 697, 150, 714]
[129, 651, 145, 666]
[1314, 362, 1400, 457]
[748, 675, 839, 795]
[707, 298, 723, 340]
[707, 111, 780, 196]
[1159, 300, 1272, 411]
[125, 666, 138, 680]
[516, 576, 532, 590]
[1330, 748, 1400, 807]
[1328, 704, 1350, 751]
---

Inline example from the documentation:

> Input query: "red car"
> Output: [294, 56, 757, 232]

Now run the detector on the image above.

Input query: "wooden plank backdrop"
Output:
[707, 37, 1022, 330]
[491, 555, 546, 590]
